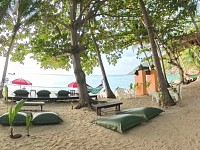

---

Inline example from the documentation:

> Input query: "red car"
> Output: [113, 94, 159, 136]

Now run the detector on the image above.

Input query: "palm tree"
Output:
[91, 28, 116, 98]
[0, 0, 40, 98]
[138, 0, 175, 106]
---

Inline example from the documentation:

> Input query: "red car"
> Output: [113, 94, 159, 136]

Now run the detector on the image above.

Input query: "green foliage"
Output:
[8, 99, 25, 126]
[145, 81, 151, 88]
[29, 0, 136, 74]
[181, 46, 200, 70]
[8, 99, 24, 138]
[8, 107, 13, 126]
[129, 83, 133, 90]
[0, 0, 41, 60]
[4, 85, 8, 102]
[26, 113, 32, 136]
[134, 83, 139, 90]
[2, 0, 197, 76]
[129, 83, 138, 90]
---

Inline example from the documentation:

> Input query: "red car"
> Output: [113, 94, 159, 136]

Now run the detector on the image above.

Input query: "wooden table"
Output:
[93, 101, 123, 116]
[16, 101, 45, 111]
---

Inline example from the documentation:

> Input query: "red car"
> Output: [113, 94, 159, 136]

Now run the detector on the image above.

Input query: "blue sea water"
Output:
[5, 73, 179, 93]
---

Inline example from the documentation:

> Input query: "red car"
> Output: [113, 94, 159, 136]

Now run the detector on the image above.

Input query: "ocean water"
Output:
[5, 73, 179, 93]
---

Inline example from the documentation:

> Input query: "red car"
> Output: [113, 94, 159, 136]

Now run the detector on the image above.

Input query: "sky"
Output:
[0, 48, 141, 76]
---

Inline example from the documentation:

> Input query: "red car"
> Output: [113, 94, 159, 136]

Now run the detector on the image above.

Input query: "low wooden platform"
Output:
[92, 101, 123, 116]
[9, 95, 97, 102]
[16, 101, 45, 111]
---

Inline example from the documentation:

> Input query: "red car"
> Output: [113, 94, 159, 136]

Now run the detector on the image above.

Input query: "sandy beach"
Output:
[0, 79, 200, 150]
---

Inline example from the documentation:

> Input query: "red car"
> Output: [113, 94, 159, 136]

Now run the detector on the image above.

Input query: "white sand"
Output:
[0, 79, 200, 150]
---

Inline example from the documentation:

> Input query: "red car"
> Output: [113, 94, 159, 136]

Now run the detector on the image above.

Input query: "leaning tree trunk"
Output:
[0, 25, 19, 98]
[91, 30, 116, 98]
[155, 39, 170, 87]
[138, 0, 175, 106]
[0, 0, 11, 23]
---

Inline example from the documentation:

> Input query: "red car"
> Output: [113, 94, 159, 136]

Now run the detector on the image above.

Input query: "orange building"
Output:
[135, 69, 158, 96]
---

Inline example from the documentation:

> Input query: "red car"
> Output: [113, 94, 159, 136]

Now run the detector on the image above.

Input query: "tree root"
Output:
[10, 133, 22, 139]
[166, 101, 176, 106]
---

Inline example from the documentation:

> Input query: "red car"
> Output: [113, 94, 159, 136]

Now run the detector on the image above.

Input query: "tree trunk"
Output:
[70, 0, 93, 109]
[138, 0, 175, 106]
[155, 39, 170, 87]
[91, 31, 116, 98]
[10, 126, 14, 138]
[0, 26, 19, 98]
[71, 52, 92, 108]
[178, 66, 184, 83]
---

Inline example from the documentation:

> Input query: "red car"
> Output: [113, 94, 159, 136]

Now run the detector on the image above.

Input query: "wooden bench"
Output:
[16, 101, 45, 111]
[93, 101, 123, 116]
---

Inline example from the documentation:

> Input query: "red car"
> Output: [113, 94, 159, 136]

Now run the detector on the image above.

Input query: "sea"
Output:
[4, 73, 180, 93]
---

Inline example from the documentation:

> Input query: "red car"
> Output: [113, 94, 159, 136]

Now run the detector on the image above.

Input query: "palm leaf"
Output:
[13, 99, 25, 117]
[26, 114, 32, 129]
[8, 107, 13, 125]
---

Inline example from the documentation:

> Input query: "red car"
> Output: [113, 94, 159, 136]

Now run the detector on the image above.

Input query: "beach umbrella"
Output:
[68, 82, 78, 88]
[11, 78, 32, 89]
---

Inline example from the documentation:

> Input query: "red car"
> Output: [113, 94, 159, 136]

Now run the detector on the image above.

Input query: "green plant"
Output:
[145, 81, 151, 88]
[4, 85, 8, 102]
[133, 83, 139, 90]
[26, 113, 32, 136]
[8, 99, 25, 139]
[129, 83, 133, 90]
[4, 85, 8, 111]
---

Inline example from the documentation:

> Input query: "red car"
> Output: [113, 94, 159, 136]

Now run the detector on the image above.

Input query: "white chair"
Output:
[97, 91, 107, 98]
[114, 87, 129, 100]
[168, 83, 183, 102]
[169, 91, 179, 102]
[148, 88, 160, 104]
[126, 89, 136, 99]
